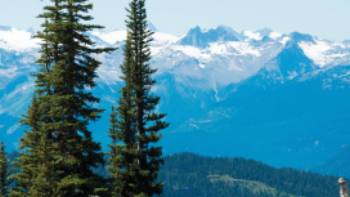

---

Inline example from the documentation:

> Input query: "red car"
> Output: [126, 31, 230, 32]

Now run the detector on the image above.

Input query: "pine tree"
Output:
[12, 0, 112, 196]
[12, 8, 62, 197]
[0, 143, 8, 197]
[11, 96, 58, 197]
[45, 0, 112, 195]
[10, 1, 64, 196]
[110, 0, 169, 196]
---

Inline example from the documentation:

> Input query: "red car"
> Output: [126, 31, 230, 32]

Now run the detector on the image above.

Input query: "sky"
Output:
[0, 0, 349, 41]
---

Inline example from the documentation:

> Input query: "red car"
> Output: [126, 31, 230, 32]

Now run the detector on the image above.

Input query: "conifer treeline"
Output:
[0, 143, 8, 197]
[3, 0, 167, 196]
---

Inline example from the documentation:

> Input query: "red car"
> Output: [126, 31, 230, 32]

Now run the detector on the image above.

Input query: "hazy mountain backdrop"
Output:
[0, 25, 350, 177]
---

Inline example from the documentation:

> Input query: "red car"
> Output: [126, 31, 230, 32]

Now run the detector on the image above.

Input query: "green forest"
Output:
[0, 152, 341, 197]
[159, 153, 339, 197]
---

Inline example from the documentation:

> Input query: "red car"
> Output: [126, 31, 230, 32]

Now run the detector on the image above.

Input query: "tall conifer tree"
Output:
[110, 0, 169, 196]
[12, 0, 112, 196]
[0, 143, 8, 197]
[11, 1, 64, 195]
[46, 0, 112, 195]
[11, 96, 58, 197]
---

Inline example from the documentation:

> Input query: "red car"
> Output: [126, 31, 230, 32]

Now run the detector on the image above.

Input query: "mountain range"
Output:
[0, 25, 350, 177]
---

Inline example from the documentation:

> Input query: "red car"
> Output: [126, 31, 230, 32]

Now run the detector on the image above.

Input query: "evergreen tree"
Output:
[110, 0, 169, 196]
[10, 1, 64, 196]
[12, 0, 112, 196]
[11, 96, 58, 197]
[0, 143, 8, 197]
[46, 0, 112, 195]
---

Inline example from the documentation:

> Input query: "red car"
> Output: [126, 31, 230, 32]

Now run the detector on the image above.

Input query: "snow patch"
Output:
[172, 45, 210, 59]
[243, 31, 262, 41]
[0, 28, 39, 51]
[198, 63, 206, 69]
[153, 32, 179, 44]
[280, 36, 291, 45]
[92, 30, 127, 45]
[269, 32, 283, 40]
[299, 41, 332, 66]
[210, 42, 261, 57]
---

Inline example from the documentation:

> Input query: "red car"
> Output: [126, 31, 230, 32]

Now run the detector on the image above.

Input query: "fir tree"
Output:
[45, 0, 112, 195]
[0, 143, 8, 197]
[10, 1, 64, 196]
[10, 96, 57, 197]
[12, 0, 112, 196]
[110, 0, 169, 196]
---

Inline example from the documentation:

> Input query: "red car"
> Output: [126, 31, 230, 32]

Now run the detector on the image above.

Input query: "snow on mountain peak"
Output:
[289, 32, 315, 43]
[152, 32, 179, 45]
[1, 24, 350, 89]
[269, 32, 283, 40]
[243, 30, 263, 41]
[91, 30, 126, 45]
[299, 40, 333, 66]
[179, 26, 242, 48]
[242, 29, 284, 41]
[91, 30, 178, 46]
[0, 27, 39, 51]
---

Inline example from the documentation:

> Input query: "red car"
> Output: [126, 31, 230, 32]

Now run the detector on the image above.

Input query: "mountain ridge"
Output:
[0, 25, 350, 177]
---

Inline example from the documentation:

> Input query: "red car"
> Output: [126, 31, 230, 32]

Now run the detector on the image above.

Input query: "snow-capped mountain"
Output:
[179, 26, 243, 47]
[1, 25, 350, 175]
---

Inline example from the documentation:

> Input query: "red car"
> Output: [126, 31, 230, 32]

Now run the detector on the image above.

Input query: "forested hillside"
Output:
[159, 153, 339, 197]
[4, 152, 341, 196]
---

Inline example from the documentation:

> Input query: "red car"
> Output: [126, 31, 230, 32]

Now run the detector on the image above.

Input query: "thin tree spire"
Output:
[110, 0, 169, 196]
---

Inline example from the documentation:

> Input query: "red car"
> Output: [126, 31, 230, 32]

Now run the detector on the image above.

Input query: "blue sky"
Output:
[1, 0, 349, 40]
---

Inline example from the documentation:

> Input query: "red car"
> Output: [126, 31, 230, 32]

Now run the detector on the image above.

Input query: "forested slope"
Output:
[159, 153, 339, 197]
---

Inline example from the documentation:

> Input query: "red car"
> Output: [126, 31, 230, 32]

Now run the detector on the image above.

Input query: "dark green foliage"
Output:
[0, 143, 8, 197]
[109, 0, 168, 196]
[11, 97, 58, 197]
[159, 153, 339, 197]
[12, 0, 112, 196]
[7, 152, 341, 197]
